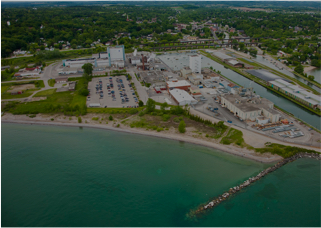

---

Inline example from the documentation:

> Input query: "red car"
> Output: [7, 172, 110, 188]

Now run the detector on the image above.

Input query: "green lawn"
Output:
[33, 89, 57, 97]
[5, 77, 87, 115]
[1, 89, 39, 99]
[48, 79, 56, 87]
[1, 80, 45, 99]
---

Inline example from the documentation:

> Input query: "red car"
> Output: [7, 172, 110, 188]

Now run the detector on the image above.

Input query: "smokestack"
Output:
[141, 54, 145, 70]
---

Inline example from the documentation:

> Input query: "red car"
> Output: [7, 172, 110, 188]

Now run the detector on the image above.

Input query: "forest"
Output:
[1, 3, 320, 58]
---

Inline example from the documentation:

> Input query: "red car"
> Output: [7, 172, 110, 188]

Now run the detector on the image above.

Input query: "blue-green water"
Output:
[2, 123, 320, 227]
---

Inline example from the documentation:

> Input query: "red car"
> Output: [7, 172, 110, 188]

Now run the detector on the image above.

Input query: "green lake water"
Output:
[2, 123, 320, 227]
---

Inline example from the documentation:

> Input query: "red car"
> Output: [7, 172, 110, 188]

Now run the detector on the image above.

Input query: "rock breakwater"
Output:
[187, 152, 321, 218]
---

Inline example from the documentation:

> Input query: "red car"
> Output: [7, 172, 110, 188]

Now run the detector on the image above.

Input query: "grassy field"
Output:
[33, 89, 57, 97]
[48, 79, 56, 87]
[1, 80, 45, 99]
[88, 107, 144, 114]
[5, 77, 87, 114]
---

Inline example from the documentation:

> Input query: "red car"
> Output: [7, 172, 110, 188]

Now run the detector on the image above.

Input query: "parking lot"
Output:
[87, 76, 139, 108]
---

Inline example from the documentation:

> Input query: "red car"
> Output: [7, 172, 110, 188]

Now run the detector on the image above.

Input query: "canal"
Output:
[254, 55, 321, 93]
[158, 53, 321, 130]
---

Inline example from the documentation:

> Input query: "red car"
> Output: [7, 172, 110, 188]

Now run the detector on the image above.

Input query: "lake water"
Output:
[158, 53, 321, 130]
[2, 123, 320, 227]
[307, 68, 321, 84]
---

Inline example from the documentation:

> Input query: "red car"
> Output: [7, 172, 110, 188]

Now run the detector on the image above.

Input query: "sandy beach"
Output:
[304, 66, 317, 73]
[3, 112, 320, 164]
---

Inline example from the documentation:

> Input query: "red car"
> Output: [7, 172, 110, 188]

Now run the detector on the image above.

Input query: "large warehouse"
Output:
[166, 80, 191, 91]
[221, 94, 280, 123]
[169, 89, 198, 106]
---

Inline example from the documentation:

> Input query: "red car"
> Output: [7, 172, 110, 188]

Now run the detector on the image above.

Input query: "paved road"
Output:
[128, 69, 149, 104]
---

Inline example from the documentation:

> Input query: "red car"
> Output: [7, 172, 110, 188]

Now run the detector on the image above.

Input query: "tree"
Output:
[138, 100, 144, 107]
[160, 102, 168, 111]
[109, 115, 113, 121]
[308, 75, 315, 81]
[146, 98, 156, 113]
[178, 120, 186, 133]
[79, 88, 89, 96]
[82, 63, 94, 75]
[294, 64, 304, 74]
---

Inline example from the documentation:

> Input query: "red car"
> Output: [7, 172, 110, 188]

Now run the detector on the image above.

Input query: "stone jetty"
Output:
[187, 152, 321, 218]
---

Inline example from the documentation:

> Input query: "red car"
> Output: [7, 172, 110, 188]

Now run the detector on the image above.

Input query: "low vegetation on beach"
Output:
[255, 142, 320, 158]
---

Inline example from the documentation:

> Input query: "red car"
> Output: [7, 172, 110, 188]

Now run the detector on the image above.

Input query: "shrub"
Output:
[69, 117, 72, 120]
[116, 124, 120, 127]
[50, 118, 54, 121]
[162, 114, 171, 121]
[178, 120, 186, 133]
[109, 115, 113, 121]
[129, 108, 139, 114]
[92, 117, 99, 121]
[157, 127, 163, 132]
[152, 126, 158, 130]
[78, 117, 82, 123]
[138, 100, 144, 107]
[173, 117, 180, 123]
[138, 111, 145, 117]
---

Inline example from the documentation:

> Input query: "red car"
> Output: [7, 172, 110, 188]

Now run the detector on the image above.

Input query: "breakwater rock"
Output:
[187, 152, 321, 218]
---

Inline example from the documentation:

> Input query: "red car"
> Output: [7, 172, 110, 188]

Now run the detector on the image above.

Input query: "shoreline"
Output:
[1, 119, 283, 164]
[304, 66, 317, 73]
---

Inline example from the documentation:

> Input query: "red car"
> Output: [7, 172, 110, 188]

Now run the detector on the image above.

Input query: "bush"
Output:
[157, 127, 164, 132]
[109, 115, 113, 121]
[129, 108, 139, 114]
[78, 117, 82, 123]
[50, 118, 54, 121]
[79, 88, 89, 96]
[178, 120, 186, 133]
[162, 114, 171, 121]
[173, 117, 180, 123]
[138, 111, 145, 117]
[138, 100, 144, 107]
[92, 117, 99, 121]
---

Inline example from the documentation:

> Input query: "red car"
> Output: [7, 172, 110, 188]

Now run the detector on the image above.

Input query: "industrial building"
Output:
[180, 66, 192, 79]
[169, 89, 198, 106]
[247, 69, 282, 81]
[138, 71, 166, 88]
[63, 58, 109, 68]
[221, 94, 280, 123]
[212, 52, 234, 61]
[14, 66, 42, 77]
[166, 80, 191, 91]
[227, 59, 243, 68]
[268, 79, 321, 109]
[107, 45, 125, 67]
[189, 55, 201, 73]
[62, 45, 125, 69]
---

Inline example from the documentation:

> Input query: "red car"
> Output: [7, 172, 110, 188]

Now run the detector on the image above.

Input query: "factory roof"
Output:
[167, 80, 191, 88]
[169, 89, 197, 103]
[270, 79, 321, 105]
[222, 94, 275, 113]
[228, 60, 240, 65]
[213, 52, 234, 60]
